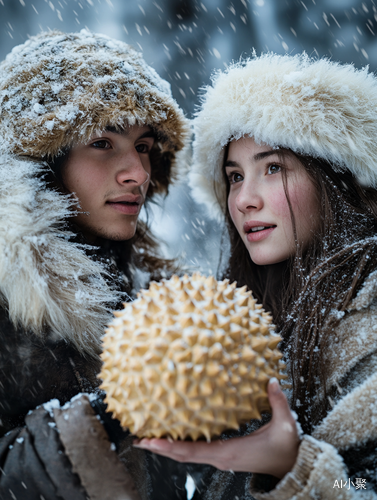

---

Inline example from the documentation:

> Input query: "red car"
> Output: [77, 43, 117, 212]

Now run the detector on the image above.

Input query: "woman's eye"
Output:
[91, 140, 110, 149]
[267, 164, 281, 175]
[135, 143, 150, 154]
[228, 172, 243, 184]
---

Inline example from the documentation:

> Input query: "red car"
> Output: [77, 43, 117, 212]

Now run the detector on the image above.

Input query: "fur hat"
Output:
[190, 53, 377, 219]
[0, 29, 188, 196]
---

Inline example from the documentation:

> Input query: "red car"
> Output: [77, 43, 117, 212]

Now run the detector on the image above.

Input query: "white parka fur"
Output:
[0, 155, 121, 357]
[190, 53, 377, 219]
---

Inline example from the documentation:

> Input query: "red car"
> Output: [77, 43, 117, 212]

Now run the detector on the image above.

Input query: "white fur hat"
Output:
[190, 53, 377, 220]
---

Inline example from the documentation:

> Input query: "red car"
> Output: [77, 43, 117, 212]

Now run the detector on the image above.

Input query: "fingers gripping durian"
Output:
[99, 273, 285, 441]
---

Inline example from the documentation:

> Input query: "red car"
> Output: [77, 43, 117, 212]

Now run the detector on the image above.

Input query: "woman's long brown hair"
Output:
[223, 149, 377, 433]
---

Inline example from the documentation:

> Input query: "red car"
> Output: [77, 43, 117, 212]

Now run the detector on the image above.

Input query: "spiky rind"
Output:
[100, 273, 285, 441]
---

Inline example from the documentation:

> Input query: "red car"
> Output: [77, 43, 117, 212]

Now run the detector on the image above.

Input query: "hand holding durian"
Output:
[99, 273, 286, 442]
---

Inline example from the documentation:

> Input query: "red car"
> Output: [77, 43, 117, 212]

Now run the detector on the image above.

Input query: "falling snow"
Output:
[1, 2, 377, 500]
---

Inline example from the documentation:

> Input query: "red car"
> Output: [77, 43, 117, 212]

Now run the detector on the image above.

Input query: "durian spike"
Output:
[223, 288, 234, 300]
[207, 312, 218, 325]
[180, 316, 194, 328]
[237, 296, 249, 307]
[251, 337, 269, 353]
[192, 289, 204, 301]
[205, 276, 217, 289]
[268, 336, 281, 350]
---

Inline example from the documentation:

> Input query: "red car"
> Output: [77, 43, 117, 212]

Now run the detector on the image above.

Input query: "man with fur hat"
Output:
[0, 30, 188, 499]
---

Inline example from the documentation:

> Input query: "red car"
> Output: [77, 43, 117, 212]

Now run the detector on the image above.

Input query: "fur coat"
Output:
[0, 154, 192, 500]
[0, 152, 134, 496]
[0, 155, 122, 433]
[193, 269, 377, 500]
[0, 29, 189, 500]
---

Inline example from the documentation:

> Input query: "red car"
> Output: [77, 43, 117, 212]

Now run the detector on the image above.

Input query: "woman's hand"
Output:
[133, 379, 301, 479]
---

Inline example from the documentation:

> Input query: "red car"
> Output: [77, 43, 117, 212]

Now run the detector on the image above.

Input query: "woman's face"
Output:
[225, 136, 319, 266]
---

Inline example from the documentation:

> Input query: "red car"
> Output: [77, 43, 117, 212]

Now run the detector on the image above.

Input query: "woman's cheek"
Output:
[270, 191, 291, 221]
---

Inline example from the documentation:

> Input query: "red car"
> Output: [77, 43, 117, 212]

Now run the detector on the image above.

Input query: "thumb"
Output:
[268, 377, 292, 420]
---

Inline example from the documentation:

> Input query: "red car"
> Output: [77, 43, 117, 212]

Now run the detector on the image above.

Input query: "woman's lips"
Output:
[246, 226, 275, 242]
[106, 201, 140, 215]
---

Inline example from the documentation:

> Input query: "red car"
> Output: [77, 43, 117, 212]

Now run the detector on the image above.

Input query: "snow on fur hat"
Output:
[190, 53, 377, 220]
[0, 29, 188, 196]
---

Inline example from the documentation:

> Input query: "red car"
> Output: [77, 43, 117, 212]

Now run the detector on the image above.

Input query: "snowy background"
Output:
[1, 0, 377, 275]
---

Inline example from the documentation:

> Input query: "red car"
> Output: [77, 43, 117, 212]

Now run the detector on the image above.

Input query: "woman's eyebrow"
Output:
[253, 150, 280, 161]
[224, 150, 280, 168]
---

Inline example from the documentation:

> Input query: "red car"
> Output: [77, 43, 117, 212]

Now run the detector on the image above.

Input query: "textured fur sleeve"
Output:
[249, 368, 377, 499]
[250, 435, 377, 500]
[0, 396, 141, 500]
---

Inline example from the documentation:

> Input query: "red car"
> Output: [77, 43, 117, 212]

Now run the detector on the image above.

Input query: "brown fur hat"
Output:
[0, 29, 189, 196]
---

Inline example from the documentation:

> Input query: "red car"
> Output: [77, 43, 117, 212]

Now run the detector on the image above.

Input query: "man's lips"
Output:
[106, 194, 143, 215]
[243, 221, 276, 242]
[107, 194, 143, 204]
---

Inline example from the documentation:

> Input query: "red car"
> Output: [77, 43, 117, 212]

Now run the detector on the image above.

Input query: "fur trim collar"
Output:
[190, 53, 377, 219]
[0, 155, 122, 357]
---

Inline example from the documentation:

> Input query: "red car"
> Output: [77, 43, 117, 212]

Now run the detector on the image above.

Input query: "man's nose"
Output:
[115, 150, 150, 187]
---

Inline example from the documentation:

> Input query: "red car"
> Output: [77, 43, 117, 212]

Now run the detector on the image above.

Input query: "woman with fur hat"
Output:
[135, 54, 377, 499]
[0, 30, 189, 499]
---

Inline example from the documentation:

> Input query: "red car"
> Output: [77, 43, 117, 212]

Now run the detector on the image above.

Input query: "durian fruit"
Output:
[99, 273, 285, 441]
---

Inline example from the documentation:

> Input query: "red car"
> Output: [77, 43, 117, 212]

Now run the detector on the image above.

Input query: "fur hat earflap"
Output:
[190, 53, 377, 219]
[0, 30, 189, 197]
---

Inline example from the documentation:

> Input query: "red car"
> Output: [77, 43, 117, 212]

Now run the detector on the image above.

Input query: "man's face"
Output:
[62, 125, 154, 242]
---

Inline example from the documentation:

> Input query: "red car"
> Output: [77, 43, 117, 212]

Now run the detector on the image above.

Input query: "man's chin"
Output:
[107, 232, 136, 241]
[99, 229, 137, 242]
[80, 225, 137, 243]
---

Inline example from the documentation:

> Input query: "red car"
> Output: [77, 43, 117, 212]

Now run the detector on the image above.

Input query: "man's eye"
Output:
[92, 140, 110, 149]
[267, 164, 281, 175]
[135, 143, 150, 154]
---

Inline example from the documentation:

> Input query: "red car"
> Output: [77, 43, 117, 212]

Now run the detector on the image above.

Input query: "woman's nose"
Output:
[235, 180, 263, 213]
[116, 150, 150, 187]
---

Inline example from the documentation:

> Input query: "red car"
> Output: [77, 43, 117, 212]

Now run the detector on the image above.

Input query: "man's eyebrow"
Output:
[224, 150, 280, 168]
[138, 130, 156, 140]
[104, 127, 155, 140]
[105, 126, 122, 134]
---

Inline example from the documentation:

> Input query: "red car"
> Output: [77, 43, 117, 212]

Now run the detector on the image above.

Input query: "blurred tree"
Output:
[1, 0, 376, 114]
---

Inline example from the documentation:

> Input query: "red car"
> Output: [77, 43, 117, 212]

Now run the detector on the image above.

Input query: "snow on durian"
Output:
[99, 273, 285, 441]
